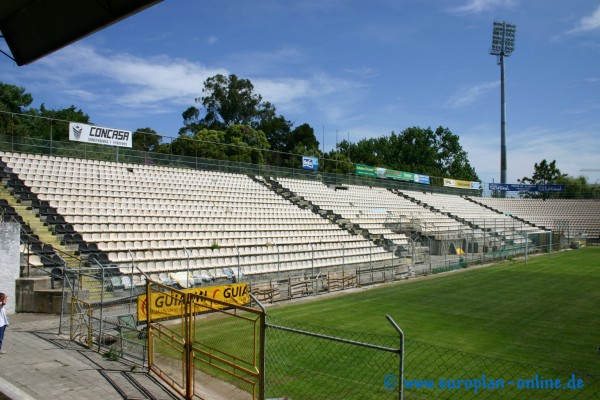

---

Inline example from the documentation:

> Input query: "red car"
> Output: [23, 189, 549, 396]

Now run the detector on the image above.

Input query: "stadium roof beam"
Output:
[0, 0, 163, 66]
[490, 21, 516, 186]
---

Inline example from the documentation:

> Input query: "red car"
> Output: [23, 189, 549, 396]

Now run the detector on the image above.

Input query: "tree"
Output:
[0, 82, 32, 113]
[194, 129, 226, 160]
[196, 74, 272, 129]
[340, 126, 479, 181]
[223, 124, 270, 164]
[25, 104, 90, 141]
[257, 114, 292, 152]
[557, 175, 600, 199]
[519, 159, 567, 199]
[286, 123, 319, 152]
[133, 127, 161, 152]
[0, 82, 34, 135]
[432, 127, 478, 180]
[323, 150, 354, 175]
[179, 106, 204, 136]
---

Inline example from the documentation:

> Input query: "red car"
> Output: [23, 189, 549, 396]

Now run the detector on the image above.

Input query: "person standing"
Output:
[0, 293, 8, 354]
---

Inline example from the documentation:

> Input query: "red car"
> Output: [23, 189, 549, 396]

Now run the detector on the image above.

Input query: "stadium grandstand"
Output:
[472, 197, 600, 240]
[3, 142, 595, 303]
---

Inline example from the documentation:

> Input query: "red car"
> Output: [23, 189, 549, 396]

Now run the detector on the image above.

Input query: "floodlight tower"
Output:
[490, 21, 516, 184]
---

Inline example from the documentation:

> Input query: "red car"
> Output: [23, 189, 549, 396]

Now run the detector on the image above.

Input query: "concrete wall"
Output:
[0, 223, 20, 314]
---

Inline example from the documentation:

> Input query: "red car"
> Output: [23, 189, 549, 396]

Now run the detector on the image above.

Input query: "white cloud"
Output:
[567, 5, 600, 34]
[444, 81, 499, 109]
[450, 0, 517, 14]
[35, 44, 227, 109]
[343, 67, 379, 79]
[22, 43, 367, 129]
[459, 124, 600, 183]
[253, 78, 311, 111]
[206, 36, 218, 45]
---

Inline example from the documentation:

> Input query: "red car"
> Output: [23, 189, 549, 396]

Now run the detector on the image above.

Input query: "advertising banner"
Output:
[355, 164, 378, 178]
[414, 174, 431, 185]
[137, 283, 250, 322]
[376, 167, 387, 179]
[488, 183, 565, 192]
[387, 169, 415, 181]
[444, 178, 479, 190]
[356, 163, 430, 184]
[69, 122, 132, 148]
[302, 156, 319, 170]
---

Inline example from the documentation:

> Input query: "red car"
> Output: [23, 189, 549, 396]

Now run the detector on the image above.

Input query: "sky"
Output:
[1, 0, 599, 184]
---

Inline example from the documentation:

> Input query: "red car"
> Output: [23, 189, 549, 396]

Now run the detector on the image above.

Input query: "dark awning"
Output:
[0, 0, 162, 66]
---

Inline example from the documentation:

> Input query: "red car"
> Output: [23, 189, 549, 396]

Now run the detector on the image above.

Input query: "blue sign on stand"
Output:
[489, 183, 565, 192]
[302, 156, 319, 170]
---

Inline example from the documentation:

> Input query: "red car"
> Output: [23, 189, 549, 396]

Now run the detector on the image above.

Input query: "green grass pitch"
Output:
[155, 248, 600, 398]
[269, 247, 600, 374]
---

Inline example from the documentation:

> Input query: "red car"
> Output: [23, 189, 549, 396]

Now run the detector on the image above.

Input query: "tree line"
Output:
[0, 77, 479, 181]
[1, 77, 597, 198]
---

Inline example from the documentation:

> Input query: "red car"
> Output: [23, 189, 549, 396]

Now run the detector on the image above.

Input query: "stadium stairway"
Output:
[254, 176, 400, 256]
[0, 159, 116, 309]
[391, 189, 475, 229]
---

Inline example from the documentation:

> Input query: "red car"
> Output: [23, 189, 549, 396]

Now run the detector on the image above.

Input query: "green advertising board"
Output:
[386, 169, 415, 181]
[355, 164, 378, 178]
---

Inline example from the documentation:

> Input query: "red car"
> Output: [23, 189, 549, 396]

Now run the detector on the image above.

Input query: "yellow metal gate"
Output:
[143, 280, 264, 400]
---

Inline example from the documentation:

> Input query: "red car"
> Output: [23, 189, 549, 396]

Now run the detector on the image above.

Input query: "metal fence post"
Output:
[525, 232, 529, 264]
[251, 293, 266, 400]
[128, 250, 135, 313]
[386, 315, 404, 400]
[184, 246, 191, 288]
[274, 242, 280, 278]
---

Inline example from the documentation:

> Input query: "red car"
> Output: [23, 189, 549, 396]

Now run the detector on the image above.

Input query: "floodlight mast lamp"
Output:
[490, 21, 516, 185]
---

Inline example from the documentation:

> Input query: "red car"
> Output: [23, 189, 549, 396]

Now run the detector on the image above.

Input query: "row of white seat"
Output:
[122, 252, 392, 276]
[109, 244, 387, 263]
[72, 219, 338, 232]
[4, 152, 253, 175]
[36, 189, 283, 202]
[277, 179, 425, 246]
[75, 226, 343, 237]
[65, 213, 323, 224]
[28, 178, 271, 191]
[83, 229, 358, 243]
[98, 239, 377, 253]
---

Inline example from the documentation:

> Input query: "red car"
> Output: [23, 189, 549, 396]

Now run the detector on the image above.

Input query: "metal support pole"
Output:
[386, 315, 405, 400]
[340, 241, 346, 275]
[94, 259, 105, 353]
[128, 250, 135, 312]
[310, 242, 314, 278]
[500, 53, 507, 185]
[525, 232, 529, 264]
[250, 293, 266, 400]
[235, 244, 241, 282]
[183, 247, 191, 288]
[274, 243, 280, 278]
[57, 255, 68, 335]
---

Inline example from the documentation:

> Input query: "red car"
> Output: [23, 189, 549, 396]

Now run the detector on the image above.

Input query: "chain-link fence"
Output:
[264, 315, 403, 400]
[60, 264, 148, 365]
[60, 263, 600, 400]
[402, 338, 600, 399]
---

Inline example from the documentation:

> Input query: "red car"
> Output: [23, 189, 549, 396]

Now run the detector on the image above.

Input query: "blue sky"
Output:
[1, 0, 599, 184]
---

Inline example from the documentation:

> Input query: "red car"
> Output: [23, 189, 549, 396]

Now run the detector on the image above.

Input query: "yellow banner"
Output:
[137, 283, 250, 322]
[443, 178, 474, 189]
